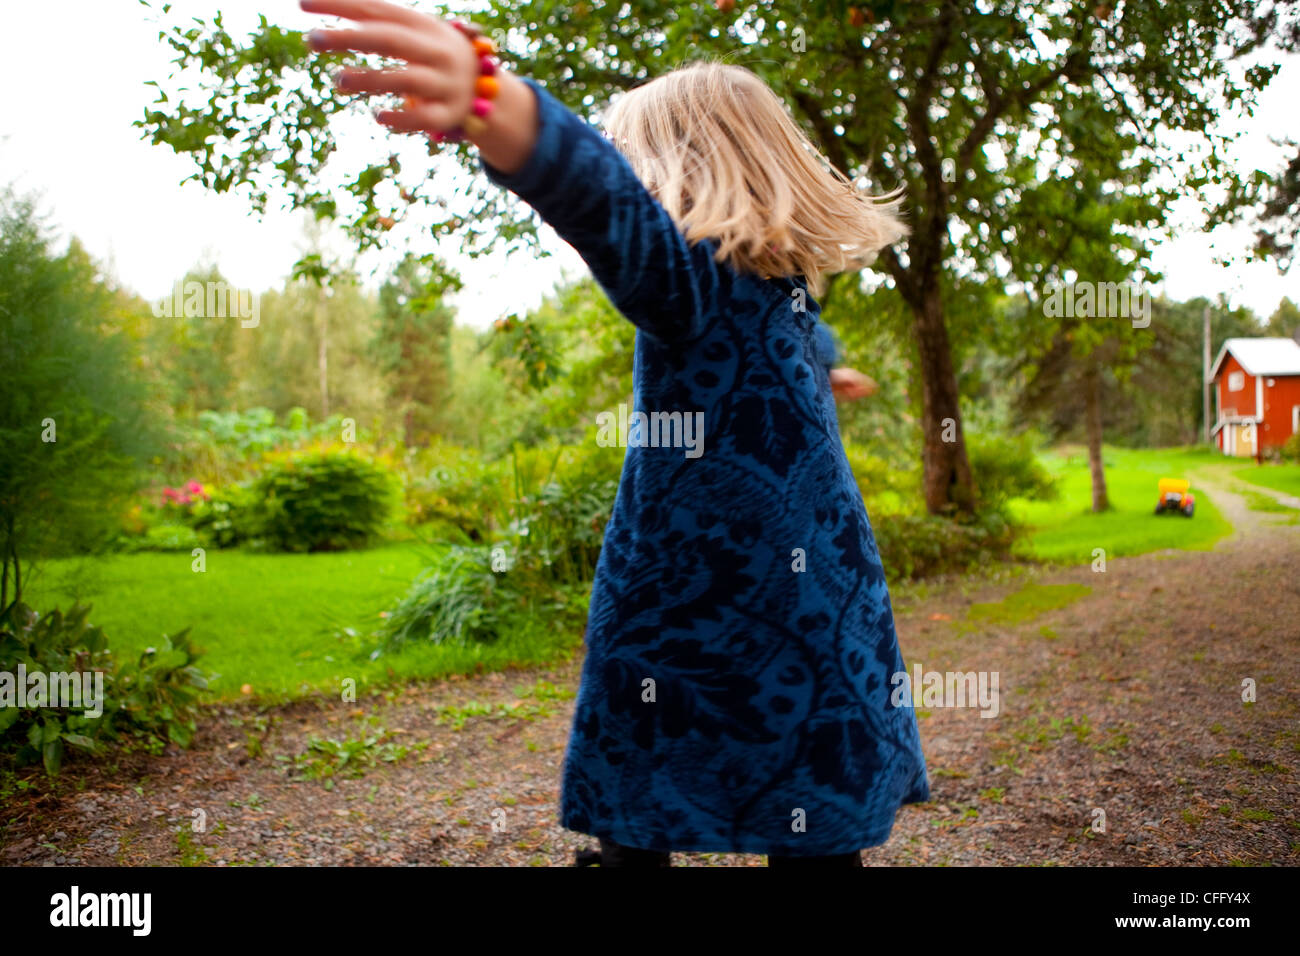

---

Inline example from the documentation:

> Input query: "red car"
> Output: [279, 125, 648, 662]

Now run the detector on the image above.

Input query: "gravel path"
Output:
[3, 471, 1297, 866]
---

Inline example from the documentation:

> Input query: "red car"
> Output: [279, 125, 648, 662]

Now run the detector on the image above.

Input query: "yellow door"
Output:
[1231, 422, 1257, 457]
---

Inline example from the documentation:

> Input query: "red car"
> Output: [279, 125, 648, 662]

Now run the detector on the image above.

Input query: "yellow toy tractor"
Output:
[1154, 478, 1195, 517]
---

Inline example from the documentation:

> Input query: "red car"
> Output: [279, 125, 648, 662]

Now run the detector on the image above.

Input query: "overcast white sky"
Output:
[2, 1, 1296, 329]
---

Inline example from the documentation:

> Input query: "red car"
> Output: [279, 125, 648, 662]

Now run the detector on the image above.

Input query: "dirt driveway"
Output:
[3, 470, 1297, 866]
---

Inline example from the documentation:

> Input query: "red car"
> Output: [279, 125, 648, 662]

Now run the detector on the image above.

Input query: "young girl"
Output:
[304, 0, 929, 867]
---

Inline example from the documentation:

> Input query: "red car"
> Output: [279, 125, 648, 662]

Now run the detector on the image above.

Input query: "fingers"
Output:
[831, 376, 874, 400]
[300, 0, 432, 31]
[376, 101, 461, 134]
[307, 22, 446, 66]
[337, 66, 456, 100]
[303, 1, 477, 137]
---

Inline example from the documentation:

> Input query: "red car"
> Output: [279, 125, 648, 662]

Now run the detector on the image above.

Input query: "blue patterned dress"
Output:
[482, 78, 930, 856]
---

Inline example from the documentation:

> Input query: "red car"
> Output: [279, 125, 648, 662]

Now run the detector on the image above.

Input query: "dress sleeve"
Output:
[813, 320, 841, 369]
[480, 77, 728, 344]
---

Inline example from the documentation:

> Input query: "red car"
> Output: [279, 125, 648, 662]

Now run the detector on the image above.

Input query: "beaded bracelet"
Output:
[422, 21, 500, 143]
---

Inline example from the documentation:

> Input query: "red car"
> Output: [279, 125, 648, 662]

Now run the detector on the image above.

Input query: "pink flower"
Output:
[161, 485, 195, 506]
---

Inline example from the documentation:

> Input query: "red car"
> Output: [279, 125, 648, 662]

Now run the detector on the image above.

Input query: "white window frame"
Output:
[1227, 370, 1244, 392]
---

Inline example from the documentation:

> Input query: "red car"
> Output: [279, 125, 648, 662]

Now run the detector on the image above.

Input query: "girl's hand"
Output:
[301, 0, 537, 174]
[829, 368, 878, 401]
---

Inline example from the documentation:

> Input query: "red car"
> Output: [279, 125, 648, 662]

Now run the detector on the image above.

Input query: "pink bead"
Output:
[479, 55, 497, 76]
[472, 97, 493, 118]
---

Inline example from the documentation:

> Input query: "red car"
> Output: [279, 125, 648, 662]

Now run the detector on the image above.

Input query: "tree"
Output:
[139, 0, 1288, 513]
[1010, 163, 1159, 511]
[1265, 297, 1300, 339]
[1017, 296, 1264, 457]
[496, 276, 636, 448]
[0, 190, 158, 608]
[250, 259, 386, 427]
[374, 254, 459, 447]
[146, 264, 242, 416]
[1231, 0, 1300, 270]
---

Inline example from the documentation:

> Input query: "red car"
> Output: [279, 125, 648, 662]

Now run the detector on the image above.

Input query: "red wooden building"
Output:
[1209, 337, 1300, 457]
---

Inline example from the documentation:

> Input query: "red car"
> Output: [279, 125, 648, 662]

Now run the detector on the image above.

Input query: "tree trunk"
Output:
[317, 287, 330, 419]
[1084, 358, 1109, 512]
[3, 516, 17, 609]
[914, 285, 976, 514]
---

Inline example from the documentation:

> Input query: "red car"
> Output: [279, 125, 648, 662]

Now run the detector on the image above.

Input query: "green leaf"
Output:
[42, 737, 64, 775]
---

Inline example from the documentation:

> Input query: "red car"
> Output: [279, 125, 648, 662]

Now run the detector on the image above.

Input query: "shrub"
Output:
[0, 602, 210, 774]
[842, 438, 1026, 578]
[406, 440, 621, 573]
[967, 432, 1059, 513]
[872, 509, 1017, 581]
[378, 545, 589, 651]
[381, 442, 620, 649]
[115, 479, 211, 552]
[166, 408, 379, 486]
[1281, 432, 1300, 465]
[843, 441, 918, 515]
[252, 450, 399, 552]
[116, 522, 203, 553]
[185, 483, 258, 549]
[505, 442, 620, 584]
[381, 546, 522, 647]
[405, 440, 507, 540]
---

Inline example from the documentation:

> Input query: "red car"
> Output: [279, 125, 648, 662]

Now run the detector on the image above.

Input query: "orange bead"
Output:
[472, 36, 496, 55]
[475, 75, 500, 99]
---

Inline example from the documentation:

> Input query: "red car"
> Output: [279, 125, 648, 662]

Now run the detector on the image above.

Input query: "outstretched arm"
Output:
[830, 368, 878, 401]
[303, 0, 726, 343]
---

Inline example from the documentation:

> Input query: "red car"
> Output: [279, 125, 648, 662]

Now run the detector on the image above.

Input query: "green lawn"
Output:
[1009, 446, 1233, 564]
[1230, 459, 1300, 499]
[22, 545, 582, 703]
[20, 443, 1270, 702]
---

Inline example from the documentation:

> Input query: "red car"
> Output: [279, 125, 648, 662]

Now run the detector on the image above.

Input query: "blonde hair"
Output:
[601, 61, 907, 297]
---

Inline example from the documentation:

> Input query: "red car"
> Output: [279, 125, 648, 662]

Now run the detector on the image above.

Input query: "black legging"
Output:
[587, 837, 863, 867]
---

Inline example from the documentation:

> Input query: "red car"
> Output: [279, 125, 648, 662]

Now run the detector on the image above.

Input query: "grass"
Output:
[1239, 488, 1295, 513]
[1230, 459, 1300, 499]
[964, 583, 1092, 631]
[1009, 445, 1233, 563]
[22, 545, 583, 703]
[433, 678, 575, 730]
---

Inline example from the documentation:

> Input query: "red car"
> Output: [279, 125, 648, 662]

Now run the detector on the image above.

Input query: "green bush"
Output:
[252, 451, 399, 552]
[406, 440, 621, 574]
[381, 546, 523, 647]
[405, 440, 507, 540]
[185, 483, 258, 549]
[842, 438, 1025, 578]
[378, 544, 589, 650]
[167, 407, 371, 486]
[116, 522, 203, 553]
[0, 602, 210, 774]
[381, 442, 620, 649]
[843, 441, 919, 515]
[505, 442, 620, 583]
[967, 432, 1059, 513]
[872, 509, 1017, 581]
[1281, 432, 1300, 465]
